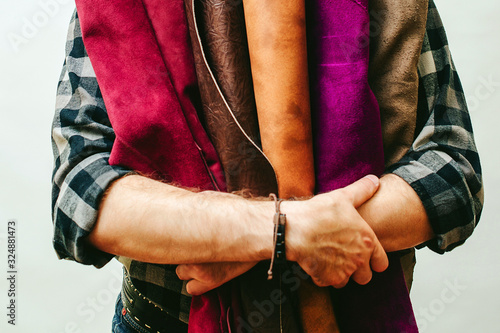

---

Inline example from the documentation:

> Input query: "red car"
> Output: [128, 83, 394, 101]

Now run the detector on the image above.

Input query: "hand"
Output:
[176, 261, 257, 295]
[286, 175, 389, 288]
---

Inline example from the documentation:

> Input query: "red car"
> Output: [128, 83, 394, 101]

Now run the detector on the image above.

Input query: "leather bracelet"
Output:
[268, 193, 287, 280]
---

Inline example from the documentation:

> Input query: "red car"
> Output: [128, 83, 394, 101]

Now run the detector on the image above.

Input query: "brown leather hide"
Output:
[369, 0, 429, 166]
[185, 0, 277, 197]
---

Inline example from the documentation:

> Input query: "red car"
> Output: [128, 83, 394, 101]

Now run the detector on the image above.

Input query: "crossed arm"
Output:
[87, 172, 433, 294]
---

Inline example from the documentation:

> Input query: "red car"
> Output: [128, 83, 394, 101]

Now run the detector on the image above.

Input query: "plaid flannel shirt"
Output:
[51, 0, 483, 323]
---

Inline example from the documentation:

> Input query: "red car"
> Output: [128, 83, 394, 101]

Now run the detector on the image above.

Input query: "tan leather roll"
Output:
[185, 1, 300, 331]
[243, 0, 315, 199]
[243, 1, 338, 332]
[368, 0, 429, 166]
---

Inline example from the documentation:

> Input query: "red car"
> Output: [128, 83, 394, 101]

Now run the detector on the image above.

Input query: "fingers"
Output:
[177, 265, 220, 296]
[370, 237, 389, 273]
[185, 280, 210, 296]
[294, 175, 385, 288]
[175, 264, 192, 281]
[351, 258, 373, 286]
[347, 234, 388, 285]
[176, 263, 226, 296]
[176, 262, 258, 295]
[332, 279, 350, 289]
[307, 233, 388, 288]
[342, 175, 380, 208]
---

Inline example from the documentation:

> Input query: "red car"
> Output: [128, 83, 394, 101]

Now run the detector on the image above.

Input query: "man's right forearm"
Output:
[86, 174, 275, 265]
[89, 174, 388, 288]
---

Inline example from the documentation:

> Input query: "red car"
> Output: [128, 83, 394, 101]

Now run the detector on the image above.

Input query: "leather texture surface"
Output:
[242, 0, 338, 331]
[186, 1, 300, 331]
[75, 0, 226, 192]
[369, 0, 429, 166]
[186, 0, 278, 197]
[244, 0, 315, 199]
[306, 0, 418, 331]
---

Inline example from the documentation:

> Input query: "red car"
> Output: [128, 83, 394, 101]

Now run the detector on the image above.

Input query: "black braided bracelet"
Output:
[268, 193, 287, 280]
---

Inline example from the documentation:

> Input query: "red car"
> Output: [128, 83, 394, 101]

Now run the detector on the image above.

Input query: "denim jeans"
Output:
[112, 294, 150, 333]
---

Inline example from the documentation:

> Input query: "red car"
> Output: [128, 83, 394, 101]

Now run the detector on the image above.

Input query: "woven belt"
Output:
[121, 269, 188, 333]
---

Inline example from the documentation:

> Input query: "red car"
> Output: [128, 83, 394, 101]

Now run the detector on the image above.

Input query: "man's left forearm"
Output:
[358, 173, 434, 252]
[176, 174, 432, 294]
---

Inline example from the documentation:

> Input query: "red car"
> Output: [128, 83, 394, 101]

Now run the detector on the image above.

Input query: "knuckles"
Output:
[175, 265, 187, 280]
[351, 255, 367, 269]
[362, 236, 374, 248]
[352, 269, 373, 285]
[332, 280, 349, 289]
[355, 276, 372, 285]
[312, 278, 330, 288]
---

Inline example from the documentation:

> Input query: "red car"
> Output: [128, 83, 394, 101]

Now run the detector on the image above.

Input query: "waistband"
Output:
[121, 268, 188, 333]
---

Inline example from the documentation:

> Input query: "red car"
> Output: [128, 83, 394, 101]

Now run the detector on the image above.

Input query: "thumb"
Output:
[342, 175, 380, 208]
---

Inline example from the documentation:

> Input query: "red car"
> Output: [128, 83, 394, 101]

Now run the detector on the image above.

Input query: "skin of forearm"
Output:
[87, 174, 275, 265]
[87, 172, 433, 269]
[358, 173, 434, 252]
[176, 174, 433, 293]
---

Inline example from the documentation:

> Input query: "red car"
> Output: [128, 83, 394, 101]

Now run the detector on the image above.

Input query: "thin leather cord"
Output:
[267, 193, 283, 280]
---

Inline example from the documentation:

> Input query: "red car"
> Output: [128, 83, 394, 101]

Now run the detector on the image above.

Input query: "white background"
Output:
[0, 0, 499, 332]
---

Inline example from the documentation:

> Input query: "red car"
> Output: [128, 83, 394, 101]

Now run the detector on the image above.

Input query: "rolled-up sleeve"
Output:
[51, 11, 132, 267]
[387, 1, 484, 253]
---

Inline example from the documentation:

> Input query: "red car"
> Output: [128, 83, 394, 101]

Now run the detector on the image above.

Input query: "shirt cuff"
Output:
[52, 153, 133, 268]
[387, 150, 478, 254]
